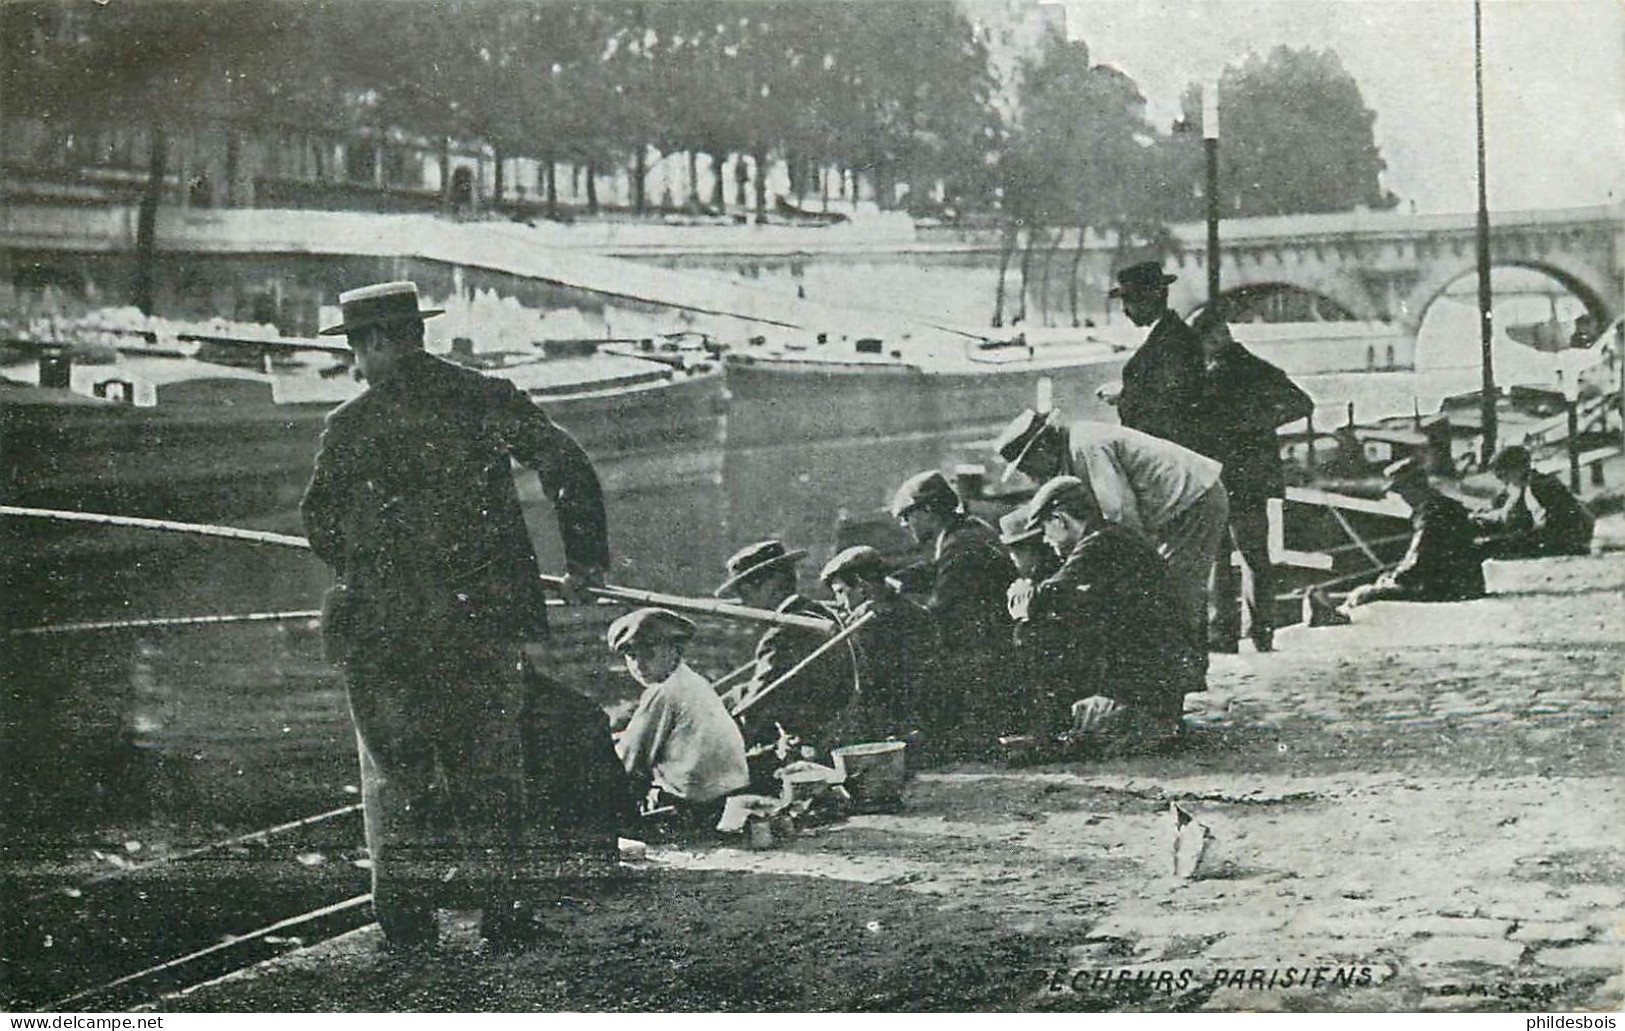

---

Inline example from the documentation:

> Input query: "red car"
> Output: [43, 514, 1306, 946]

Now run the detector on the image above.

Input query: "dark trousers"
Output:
[1209, 495, 1275, 647]
[344, 640, 527, 944]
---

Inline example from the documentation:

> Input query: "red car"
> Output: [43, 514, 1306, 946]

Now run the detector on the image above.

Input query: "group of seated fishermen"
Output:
[609, 425, 1597, 825]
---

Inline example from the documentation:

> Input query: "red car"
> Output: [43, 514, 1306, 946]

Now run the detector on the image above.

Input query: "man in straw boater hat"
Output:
[301, 281, 609, 953]
[1100, 260, 1205, 453]
[994, 409, 1228, 666]
[608, 608, 749, 826]
[1338, 457, 1486, 611]
[887, 470, 1017, 757]
[714, 540, 858, 773]
[1019, 475, 1204, 751]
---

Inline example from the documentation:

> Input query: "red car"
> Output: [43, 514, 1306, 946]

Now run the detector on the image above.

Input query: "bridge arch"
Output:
[1401, 254, 1618, 336]
[1171, 263, 1384, 323]
[1186, 281, 1366, 324]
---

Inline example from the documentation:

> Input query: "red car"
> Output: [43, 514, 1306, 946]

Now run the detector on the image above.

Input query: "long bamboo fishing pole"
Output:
[3, 506, 834, 633]
[732, 607, 875, 719]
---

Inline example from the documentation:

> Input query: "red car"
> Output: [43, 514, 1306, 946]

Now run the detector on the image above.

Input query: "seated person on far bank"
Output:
[1344, 458, 1486, 609]
[1472, 445, 1595, 558]
[610, 608, 749, 819]
[1023, 476, 1205, 747]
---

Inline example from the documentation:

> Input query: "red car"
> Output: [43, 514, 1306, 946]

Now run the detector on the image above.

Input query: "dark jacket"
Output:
[928, 513, 1017, 649]
[301, 350, 608, 650]
[1027, 523, 1204, 720]
[1390, 492, 1486, 601]
[851, 592, 939, 738]
[1476, 470, 1594, 556]
[1193, 342, 1314, 505]
[1119, 309, 1205, 452]
[736, 595, 857, 751]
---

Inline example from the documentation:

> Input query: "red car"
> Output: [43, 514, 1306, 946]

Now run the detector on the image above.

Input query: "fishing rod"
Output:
[731, 606, 875, 718]
[4, 506, 833, 633]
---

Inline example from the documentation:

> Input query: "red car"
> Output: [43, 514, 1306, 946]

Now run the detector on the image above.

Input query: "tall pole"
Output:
[1473, 0, 1498, 461]
[1204, 80, 1222, 311]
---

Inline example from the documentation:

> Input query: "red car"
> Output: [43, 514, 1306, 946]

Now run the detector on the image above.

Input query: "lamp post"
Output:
[1473, 0, 1498, 462]
[1204, 79, 1221, 311]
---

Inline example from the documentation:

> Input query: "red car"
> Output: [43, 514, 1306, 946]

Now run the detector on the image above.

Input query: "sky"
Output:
[1062, 0, 1625, 214]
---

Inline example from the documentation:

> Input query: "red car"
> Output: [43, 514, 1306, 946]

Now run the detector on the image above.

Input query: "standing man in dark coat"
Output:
[1189, 308, 1314, 652]
[1344, 458, 1486, 608]
[715, 540, 857, 764]
[301, 281, 609, 952]
[1103, 261, 1205, 453]
[1023, 476, 1203, 746]
[888, 470, 1017, 756]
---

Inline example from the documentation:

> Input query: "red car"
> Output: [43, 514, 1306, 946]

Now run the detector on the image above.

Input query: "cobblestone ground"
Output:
[162, 538, 1623, 1013]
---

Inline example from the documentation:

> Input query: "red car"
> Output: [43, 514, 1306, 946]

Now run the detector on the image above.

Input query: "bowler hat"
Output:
[819, 545, 890, 586]
[1382, 456, 1427, 491]
[993, 408, 1056, 482]
[606, 607, 697, 653]
[715, 539, 807, 598]
[888, 470, 962, 518]
[1024, 475, 1091, 530]
[319, 281, 445, 337]
[1107, 261, 1177, 298]
[998, 507, 1043, 547]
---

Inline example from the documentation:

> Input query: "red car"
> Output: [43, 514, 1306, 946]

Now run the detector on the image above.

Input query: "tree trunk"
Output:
[1015, 223, 1040, 325]
[687, 150, 700, 210]
[1068, 225, 1088, 327]
[633, 146, 646, 214]
[492, 145, 504, 210]
[545, 154, 558, 218]
[992, 220, 1019, 328]
[1038, 228, 1064, 327]
[439, 136, 452, 216]
[134, 124, 166, 316]
[753, 147, 768, 223]
[585, 160, 599, 214]
[710, 151, 726, 212]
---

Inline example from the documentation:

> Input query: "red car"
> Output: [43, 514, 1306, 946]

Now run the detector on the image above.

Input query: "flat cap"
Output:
[888, 470, 961, 518]
[1382, 456, 1427, 490]
[819, 545, 890, 585]
[1024, 475, 1091, 530]
[998, 506, 1044, 546]
[606, 607, 697, 653]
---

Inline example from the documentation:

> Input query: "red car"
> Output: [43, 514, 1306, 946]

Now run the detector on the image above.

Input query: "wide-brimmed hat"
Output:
[998, 506, 1044, 547]
[319, 281, 445, 337]
[819, 545, 889, 586]
[606, 607, 697, 653]
[1024, 475, 1091, 530]
[887, 470, 962, 519]
[1382, 456, 1428, 491]
[1108, 261, 1177, 299]
[715, 539, 807, 597]
[993, 408, 1056, 482]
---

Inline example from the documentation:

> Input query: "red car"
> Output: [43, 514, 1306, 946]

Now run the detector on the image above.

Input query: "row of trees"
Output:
[2, 1, 1398, 320]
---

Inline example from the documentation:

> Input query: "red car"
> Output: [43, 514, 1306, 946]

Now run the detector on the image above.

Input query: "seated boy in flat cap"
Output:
[610, 608, 749, 824]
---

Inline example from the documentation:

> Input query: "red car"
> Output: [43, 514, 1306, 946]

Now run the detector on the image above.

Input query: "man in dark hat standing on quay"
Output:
[716, 540, 858, 766]
[1104, 260, 1205, 452]
[1189, 308, 1314, 653]
[301, 281, 609, 953]
[1022, 476, 1204, 748]
[888, 470, 1017, 756]
[1342, 458, 1486, 609]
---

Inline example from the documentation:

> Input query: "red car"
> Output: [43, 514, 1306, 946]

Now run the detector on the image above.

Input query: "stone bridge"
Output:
[1142, 203, 1624, 332]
